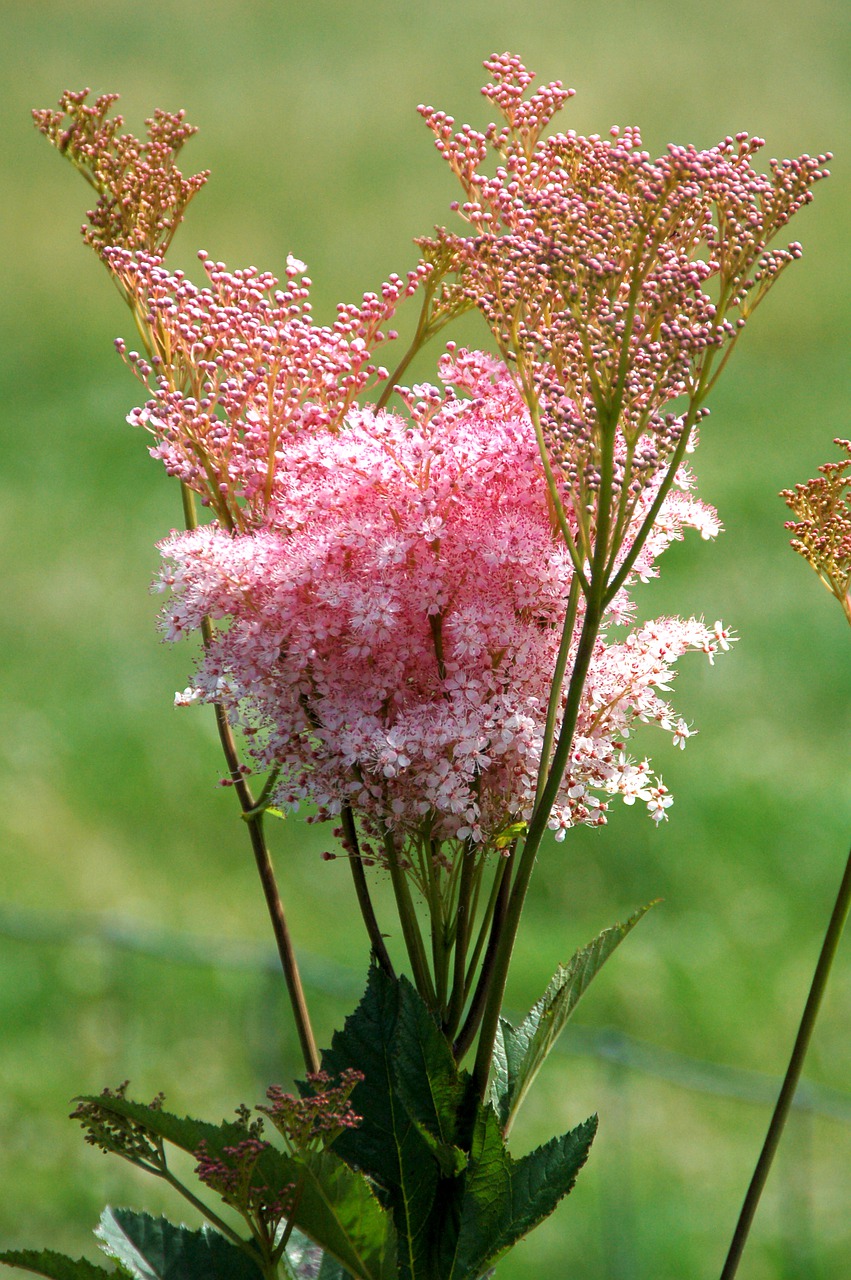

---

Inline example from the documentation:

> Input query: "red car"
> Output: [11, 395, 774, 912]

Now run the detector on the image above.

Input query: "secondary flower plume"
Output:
[33, 89, 208, 261]
[419, 53, 829, 577]
[783, 440, 851, 624]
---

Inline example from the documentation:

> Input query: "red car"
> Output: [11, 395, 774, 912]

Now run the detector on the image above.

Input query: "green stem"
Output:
[375, 281, 443, 413]
[536, 575, 581, 797]
[341, 805, 395, 978]
[240, 766, 281, 819]
[424, 841, 450, 1014]
[518, 369, 588, 585]
[469, 380, 619, 1098]
[471, 603, 604, 1097]
[719, 843, 851, 1280]
[444, 840, 478, 1037]
[453, 842, 515, 1063]
[602, 402, 700, 604]
[157, 1165, 247, 1249]
[463, 852, 509, 999]
[383, 828, 437, 1007]
[225, 726, 320, 1075]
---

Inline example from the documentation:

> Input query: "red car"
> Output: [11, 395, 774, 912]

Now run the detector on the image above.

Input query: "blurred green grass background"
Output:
[1, 1, 849, 1277]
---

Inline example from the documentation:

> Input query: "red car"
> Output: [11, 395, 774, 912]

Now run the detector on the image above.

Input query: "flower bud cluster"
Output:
[192, 1073, 362, 1236]
[259, 1069, 364, 1153]
[193, 1135, 293, 1228]
[419, 54, 829, 557]
[782, 439, 851, 621]
[71, 1082, 165, 1168]
[109, 249, 425, 528]
[33, 89, 208, 259]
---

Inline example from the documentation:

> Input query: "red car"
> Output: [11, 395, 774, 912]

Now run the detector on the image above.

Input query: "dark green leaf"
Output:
[0, 1251, 120, 1280]
[94, 1210, 262, 1280]
[289, 1149, 397, 1280]
[491, 904, 654, 1130]
[320, 968, 462, 1280]
[391, 975, 471, 1151]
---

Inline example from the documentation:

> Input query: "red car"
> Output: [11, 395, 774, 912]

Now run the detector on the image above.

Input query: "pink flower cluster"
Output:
[260, 1070, 364, 1153]
[158, 350, 728, 850]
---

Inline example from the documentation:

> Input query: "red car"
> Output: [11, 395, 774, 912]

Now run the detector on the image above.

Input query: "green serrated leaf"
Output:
[441, 1112, 598, 1279]
[493, 903, 654, 1131]
[320, 968, 463, 1280]
[289, 1149, 397, 1280]
[0, 1251, 120, 1280]
[391, 975, 472, 1152]
[94, 1209, 262, 1280]
[486, 1021, 510, 1121]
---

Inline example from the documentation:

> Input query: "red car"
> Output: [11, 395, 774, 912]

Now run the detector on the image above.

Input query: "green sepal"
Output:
[94, 1209, 263, 1280]
[409, 1119, 468, 1179]
[490, 903, 655, 1130]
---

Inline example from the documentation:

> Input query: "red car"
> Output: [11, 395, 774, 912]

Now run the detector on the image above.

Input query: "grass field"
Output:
[2, 2, 850, 1277]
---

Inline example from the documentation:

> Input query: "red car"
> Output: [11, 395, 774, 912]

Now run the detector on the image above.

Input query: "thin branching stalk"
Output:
[470, 602, 604, 1097]
[375, 273, 463, 413]
[340, 805, 395, 978]
[424, 842, 451, 1014]
[382, 827, 437, 1006]
[463, 853, 510, 1001]
[157, 1164, 247, 1249]
[536, 574, 581, 797]
[453, 842, 516, 1063]
[444, 839, 478, 1037]
[181, 483, 319, 1075]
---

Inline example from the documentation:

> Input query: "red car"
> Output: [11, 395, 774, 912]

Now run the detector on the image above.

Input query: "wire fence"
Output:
[2, 902, 849, 1123]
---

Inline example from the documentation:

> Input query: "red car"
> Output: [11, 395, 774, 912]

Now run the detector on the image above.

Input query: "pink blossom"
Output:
[158, 351, 728, 858]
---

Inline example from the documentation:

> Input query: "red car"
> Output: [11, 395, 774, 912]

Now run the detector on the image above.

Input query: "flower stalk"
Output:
[719, 844, 851, 1279]
[718, 446, 851, 1275]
